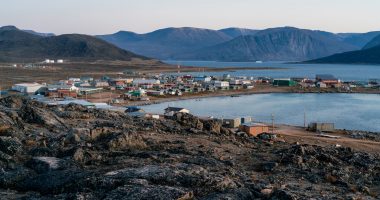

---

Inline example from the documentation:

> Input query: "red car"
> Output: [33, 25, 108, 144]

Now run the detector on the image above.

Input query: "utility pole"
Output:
[271, 113, 275, 134]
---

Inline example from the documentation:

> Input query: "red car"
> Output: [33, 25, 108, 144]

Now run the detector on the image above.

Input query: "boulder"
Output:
[26, 157, 68, 173]
[202, 119, 222, 134]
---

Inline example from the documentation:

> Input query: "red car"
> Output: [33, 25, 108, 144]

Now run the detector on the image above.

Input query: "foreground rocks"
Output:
[0, 96, 379, 199]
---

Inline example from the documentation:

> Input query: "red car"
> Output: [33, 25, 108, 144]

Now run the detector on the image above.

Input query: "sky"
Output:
[1, 0, 380, 35]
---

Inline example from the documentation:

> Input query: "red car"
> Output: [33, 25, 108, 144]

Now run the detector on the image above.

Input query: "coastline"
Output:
[122, 85, 380, 107]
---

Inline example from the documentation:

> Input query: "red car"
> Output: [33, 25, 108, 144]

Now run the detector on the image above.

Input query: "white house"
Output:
[194, 76, 212, 82]
[213, 81, 229, 88]
[316, 82, 327, 88]
[133, 79, 160, 85]
[12, 83, 44, 94]
[69, 78, 81, 82]
[47, 84, 79, 92]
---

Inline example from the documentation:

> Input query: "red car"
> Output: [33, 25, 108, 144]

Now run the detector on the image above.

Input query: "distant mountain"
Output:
[97, 27, 233, 59]
[175, 27, 359, 61]
[337, 32, 380, 48]
[362, 35, 380, 49]
[0, 26, 147, 62]
[218, 28, 259, 38]
[305, 45, 380, 64]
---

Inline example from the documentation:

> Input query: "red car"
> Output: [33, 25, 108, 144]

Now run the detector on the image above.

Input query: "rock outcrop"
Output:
[0, 96, 379, 199]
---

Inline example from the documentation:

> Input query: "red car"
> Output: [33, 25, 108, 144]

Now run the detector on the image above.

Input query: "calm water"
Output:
[164, 61, 380, 82]
[142, 93, 380, 132]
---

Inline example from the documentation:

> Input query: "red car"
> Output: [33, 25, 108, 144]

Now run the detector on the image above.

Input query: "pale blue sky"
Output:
[1, 0, 380, 34]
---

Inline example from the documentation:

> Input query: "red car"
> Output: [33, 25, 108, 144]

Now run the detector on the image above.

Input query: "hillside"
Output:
[305, 45, 380, 64]
[0, 96, 379, 199]
[0, 26, 147, 62]
[175, 27, 359, 61]
[97, 27, 233, 59]
[338, 31, 380, 48]
[362, 34, 380, 49]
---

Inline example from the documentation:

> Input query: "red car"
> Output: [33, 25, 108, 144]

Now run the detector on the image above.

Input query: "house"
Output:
[223, 74, 231, 80]
[69, 78, 81, 82]
[255, 77, 272, 84]
[164, 107, 190, 116]
[316, 82, 327, 88]
[316, 74, 340, 85]
[12, 83, 44, 94]
[241, 117, 252, 124]
[80, 76, 94, 83]
[147, 90, 164, 96]
[92, 81, 109, 88]
[194, 76, 212, 82]
[109, 78, 133, 86]
[308, 122, 335, 132]
[291, 77, 308, 83]
[78, 87, 103, 95]
[220, 118, 241, 128]
[273, 79, 297, 87]
[133, 79, 160, 86]
[213, 81, 229, 89]
[240, 123, 270, 136]
[243, 84, 254, 89]
[47, 84, 79, 98]
[126, 89, 147, 99]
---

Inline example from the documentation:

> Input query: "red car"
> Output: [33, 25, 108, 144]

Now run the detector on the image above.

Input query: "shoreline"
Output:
[122, 86, 380, 107]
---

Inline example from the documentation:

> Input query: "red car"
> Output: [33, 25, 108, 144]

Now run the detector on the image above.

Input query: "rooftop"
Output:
[316, 74, 338, 80]
[241, 122, 269, 127]
[14, 83, 42, 87]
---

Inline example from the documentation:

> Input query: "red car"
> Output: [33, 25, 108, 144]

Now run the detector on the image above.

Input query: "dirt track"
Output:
[276, 125, 380, 154]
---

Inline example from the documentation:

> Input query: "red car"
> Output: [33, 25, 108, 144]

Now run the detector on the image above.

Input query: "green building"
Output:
[273, 79, 297, 87]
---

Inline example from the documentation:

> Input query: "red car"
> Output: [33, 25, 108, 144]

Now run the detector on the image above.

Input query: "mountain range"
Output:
[174, 27, 359, 61]
[97, 27, 234, 59]
[98, 27, 380, 62]
[0, 26, 146, 62]
[1, 25, 380, 64]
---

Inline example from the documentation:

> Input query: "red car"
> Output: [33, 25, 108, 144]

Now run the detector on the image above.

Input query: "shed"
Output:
[12, 83, 45, 94]
[240, 123, 270, 136]
[220, 118, 241, 128]
[241, 117, 252, 124]
[308, 122, 335, 132]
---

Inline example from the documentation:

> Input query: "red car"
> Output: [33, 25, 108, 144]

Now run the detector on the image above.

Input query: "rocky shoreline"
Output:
[0, 96, 379, 199]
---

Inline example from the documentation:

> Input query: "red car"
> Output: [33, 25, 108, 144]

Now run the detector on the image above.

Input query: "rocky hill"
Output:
[305, 45, 380, 64]
[176, 27, 358, 61]
[0, 26, 147, 62]
[0, 96, 379, 199]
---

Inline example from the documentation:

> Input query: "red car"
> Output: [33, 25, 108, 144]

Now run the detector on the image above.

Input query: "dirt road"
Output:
[276, 125, 380, 154]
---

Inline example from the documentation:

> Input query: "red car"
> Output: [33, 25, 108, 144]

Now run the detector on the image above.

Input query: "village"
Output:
[1, 69, 379, 138]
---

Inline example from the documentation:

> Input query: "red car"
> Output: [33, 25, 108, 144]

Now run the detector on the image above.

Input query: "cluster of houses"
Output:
[9, 72, 380, 102]
[9, 73, 257, 100]
[273, 74, 380, 90]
